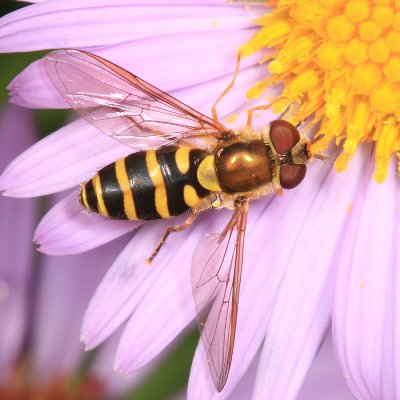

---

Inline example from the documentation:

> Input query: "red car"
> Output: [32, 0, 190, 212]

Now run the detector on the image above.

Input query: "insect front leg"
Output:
[246, 101, 279, 128]
[211, 54, 241, 123]
[146, 211, 199, 265]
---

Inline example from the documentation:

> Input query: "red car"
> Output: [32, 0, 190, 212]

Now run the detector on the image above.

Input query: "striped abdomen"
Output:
[79, 146, 210, 220]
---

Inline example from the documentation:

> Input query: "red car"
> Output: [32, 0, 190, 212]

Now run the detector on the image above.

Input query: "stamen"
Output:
[240, 0, 400, 182]
[375, 117, 398, 182]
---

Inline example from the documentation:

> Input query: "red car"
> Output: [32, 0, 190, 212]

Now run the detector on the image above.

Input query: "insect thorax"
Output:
[214, 137, 273, 194]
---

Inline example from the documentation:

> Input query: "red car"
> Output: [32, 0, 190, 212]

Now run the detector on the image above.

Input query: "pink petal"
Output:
[229, 334, 356, 400]
[0, 104, 36, 170]
[0, 105, 36, 262]
[297, 332, 355, 400]
[90, 328, 150, 397]
[0, 119, 132, 197]
[34, 191, 139, 255]
[252, 147, 371, 400]
[8, 29, 260, 109]
[8, 56, 63, 109]
[333, 157, 400, 400]
[0, 105, 36, 381]
[30, 237, 127, 383]
[81, 218, 188, 349]
[112, 210, 230, 372]
[228, 354, 259, 400]
[0, 1, 263, 52]
[83, 211, 238, 352]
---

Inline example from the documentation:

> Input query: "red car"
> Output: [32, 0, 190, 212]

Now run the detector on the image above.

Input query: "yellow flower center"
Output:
[240, 0, 400, 182]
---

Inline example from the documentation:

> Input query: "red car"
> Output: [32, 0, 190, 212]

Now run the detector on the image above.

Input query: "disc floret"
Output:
[240, 0, 400, 183]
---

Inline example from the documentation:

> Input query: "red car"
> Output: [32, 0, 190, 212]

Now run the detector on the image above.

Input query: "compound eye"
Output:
[280, 164, 307, 189]
[270, 120, 300, 154]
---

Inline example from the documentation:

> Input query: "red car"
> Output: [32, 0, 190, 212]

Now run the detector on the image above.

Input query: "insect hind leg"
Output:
[211, 54, 241, 123]
[146, 211, 198, 265]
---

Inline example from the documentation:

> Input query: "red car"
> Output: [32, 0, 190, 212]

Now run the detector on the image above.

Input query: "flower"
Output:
[0, 1, 398, 399]
[0, 104, 147, 399]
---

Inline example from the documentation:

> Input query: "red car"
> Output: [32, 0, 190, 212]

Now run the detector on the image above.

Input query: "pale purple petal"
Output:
[0, 1, 263, 53]
[0, 105, 36, 263]
[297, 332, 355, 400]
[333, 158, 400, 400]
[0, 105, 36, 382]
[90, 326, 157, 397]
[112, 211, 225, 372]
[0, 119, 132, 197]
[8, 56, 62, 109]
[8, 29, 260, 109]
[252, 147, 371, 400]
[1, 63, 267, 198]
[30, 237, 128, 382]
[229, 336, 356, 400]
[34, 191, 139, 255]
[113, 196, 276, 392]
[228, 354, 259, 400]
[81, 216, 195, 349]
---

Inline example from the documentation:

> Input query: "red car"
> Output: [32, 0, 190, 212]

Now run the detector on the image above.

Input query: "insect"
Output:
[43, 49, 324, 392]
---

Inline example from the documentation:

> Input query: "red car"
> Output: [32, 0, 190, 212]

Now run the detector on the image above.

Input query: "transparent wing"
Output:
[192, 200, 249, 392]
[43, 49, 230, 150]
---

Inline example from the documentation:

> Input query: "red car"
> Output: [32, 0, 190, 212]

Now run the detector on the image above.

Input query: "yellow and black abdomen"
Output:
[80, 146, 210, 220]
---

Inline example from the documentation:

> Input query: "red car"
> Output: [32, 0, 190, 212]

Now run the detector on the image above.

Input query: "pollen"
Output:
[239, 0, 400, 183]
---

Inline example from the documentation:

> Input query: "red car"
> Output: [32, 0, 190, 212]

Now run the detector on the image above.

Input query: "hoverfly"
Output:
[43, 49, 324, 392]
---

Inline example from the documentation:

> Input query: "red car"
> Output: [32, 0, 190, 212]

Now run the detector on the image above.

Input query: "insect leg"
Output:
[146, 211, 199, 265]
[211, 54, 241, 123]
[246, 101, 279, 128]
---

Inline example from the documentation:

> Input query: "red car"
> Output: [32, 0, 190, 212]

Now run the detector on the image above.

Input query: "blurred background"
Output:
[0, 2, 198, 399]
